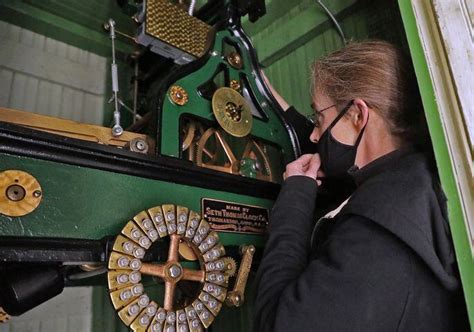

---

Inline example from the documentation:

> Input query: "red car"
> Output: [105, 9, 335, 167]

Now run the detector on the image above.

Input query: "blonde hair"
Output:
[312, 40, 422, 144]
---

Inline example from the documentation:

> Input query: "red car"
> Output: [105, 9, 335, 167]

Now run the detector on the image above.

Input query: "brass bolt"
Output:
[227, 52, 243, 69]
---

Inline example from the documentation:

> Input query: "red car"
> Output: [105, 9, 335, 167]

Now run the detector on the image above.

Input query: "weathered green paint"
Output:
[398, 0, 474, 327]
[0, 153, 268, 248]
[0, 0, 134, 57]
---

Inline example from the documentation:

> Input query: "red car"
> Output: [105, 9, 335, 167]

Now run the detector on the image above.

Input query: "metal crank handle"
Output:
[225, 244, 255, 307]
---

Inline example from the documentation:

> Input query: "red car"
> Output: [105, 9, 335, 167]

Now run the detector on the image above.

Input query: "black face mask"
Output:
[317, 101, 367, 178]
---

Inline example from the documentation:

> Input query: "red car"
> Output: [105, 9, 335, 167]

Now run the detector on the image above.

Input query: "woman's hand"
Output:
[283, 153, 322, 185]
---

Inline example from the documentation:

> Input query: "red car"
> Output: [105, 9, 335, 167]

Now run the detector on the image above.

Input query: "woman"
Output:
[254, 41, 468, 331]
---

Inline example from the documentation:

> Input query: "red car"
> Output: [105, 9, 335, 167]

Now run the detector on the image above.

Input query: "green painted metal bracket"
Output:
[398, 0, 474, 327]
[159, 30, 294, 174]
[0, 0, 134, 57]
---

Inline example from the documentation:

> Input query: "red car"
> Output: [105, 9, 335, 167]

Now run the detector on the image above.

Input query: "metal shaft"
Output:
[108, 19, 124, 137]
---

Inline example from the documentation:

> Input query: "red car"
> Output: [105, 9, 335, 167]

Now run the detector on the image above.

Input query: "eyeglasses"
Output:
[306, 100, 354, 128]
[305, 103, 336, 128]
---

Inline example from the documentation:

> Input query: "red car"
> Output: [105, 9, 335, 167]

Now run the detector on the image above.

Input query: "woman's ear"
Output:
[352, 98, 369, 129]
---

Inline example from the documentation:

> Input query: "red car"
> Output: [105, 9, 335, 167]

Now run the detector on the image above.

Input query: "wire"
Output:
[316, 0, 347, 45]
[188, 0, 197, 16]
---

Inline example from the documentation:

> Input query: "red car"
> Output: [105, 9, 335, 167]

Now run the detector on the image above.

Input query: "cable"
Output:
[316, 0, 347, 45]
[188, 0, 197, 16]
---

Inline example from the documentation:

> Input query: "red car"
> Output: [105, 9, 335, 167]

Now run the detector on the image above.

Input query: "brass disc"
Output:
[0, 170, 42, 217]
[179, 240, 198, 261]
[212, 87, 252, 138]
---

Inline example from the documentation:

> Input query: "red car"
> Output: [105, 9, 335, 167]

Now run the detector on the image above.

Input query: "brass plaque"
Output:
[201, 198, 268, 234]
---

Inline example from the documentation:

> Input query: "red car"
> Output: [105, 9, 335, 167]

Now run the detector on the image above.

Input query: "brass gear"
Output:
[182, 121, 196, 151]
[195, 128, 273, 182]
[222, 257, 237, 277]
[195, 128, 240, 174]
[107, 204, 231, 331]
[182, 120, 205, 163]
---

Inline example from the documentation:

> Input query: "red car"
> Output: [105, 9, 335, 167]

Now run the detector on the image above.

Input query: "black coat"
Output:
[253, 149, 469, 331]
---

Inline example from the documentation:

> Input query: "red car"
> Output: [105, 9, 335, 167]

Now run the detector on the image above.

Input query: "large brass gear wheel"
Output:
[108, 204, 231, 331]
[195, 128, 240, 174]
[195, 128, 273, 182]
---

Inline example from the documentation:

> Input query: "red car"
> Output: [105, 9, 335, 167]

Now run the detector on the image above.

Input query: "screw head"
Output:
[112, 125, 123, 137]
[135, 140, 146, 151]
[6, 185, 26, 201]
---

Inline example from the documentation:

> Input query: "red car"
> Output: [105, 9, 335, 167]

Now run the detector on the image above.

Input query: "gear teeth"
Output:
[222, 257, 237, 277]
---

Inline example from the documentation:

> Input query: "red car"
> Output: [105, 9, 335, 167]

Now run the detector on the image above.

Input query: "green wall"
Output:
[244, 0, 408, 116]
[0, 0, 134, 57]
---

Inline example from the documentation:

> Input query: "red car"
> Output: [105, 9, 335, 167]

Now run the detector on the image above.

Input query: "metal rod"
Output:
[108, 18, 124, 137]
[316, 0, 347, 45]
[188, 0, 197, 15]
[103, 22, 136, 41]
[133, 61, 139, 124]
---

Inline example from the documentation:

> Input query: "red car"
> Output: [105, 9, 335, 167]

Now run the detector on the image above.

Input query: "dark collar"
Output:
[348, 147, 415, 186]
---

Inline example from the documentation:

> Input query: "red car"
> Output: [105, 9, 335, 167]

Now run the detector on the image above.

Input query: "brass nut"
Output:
[169, 85, 189, 106]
